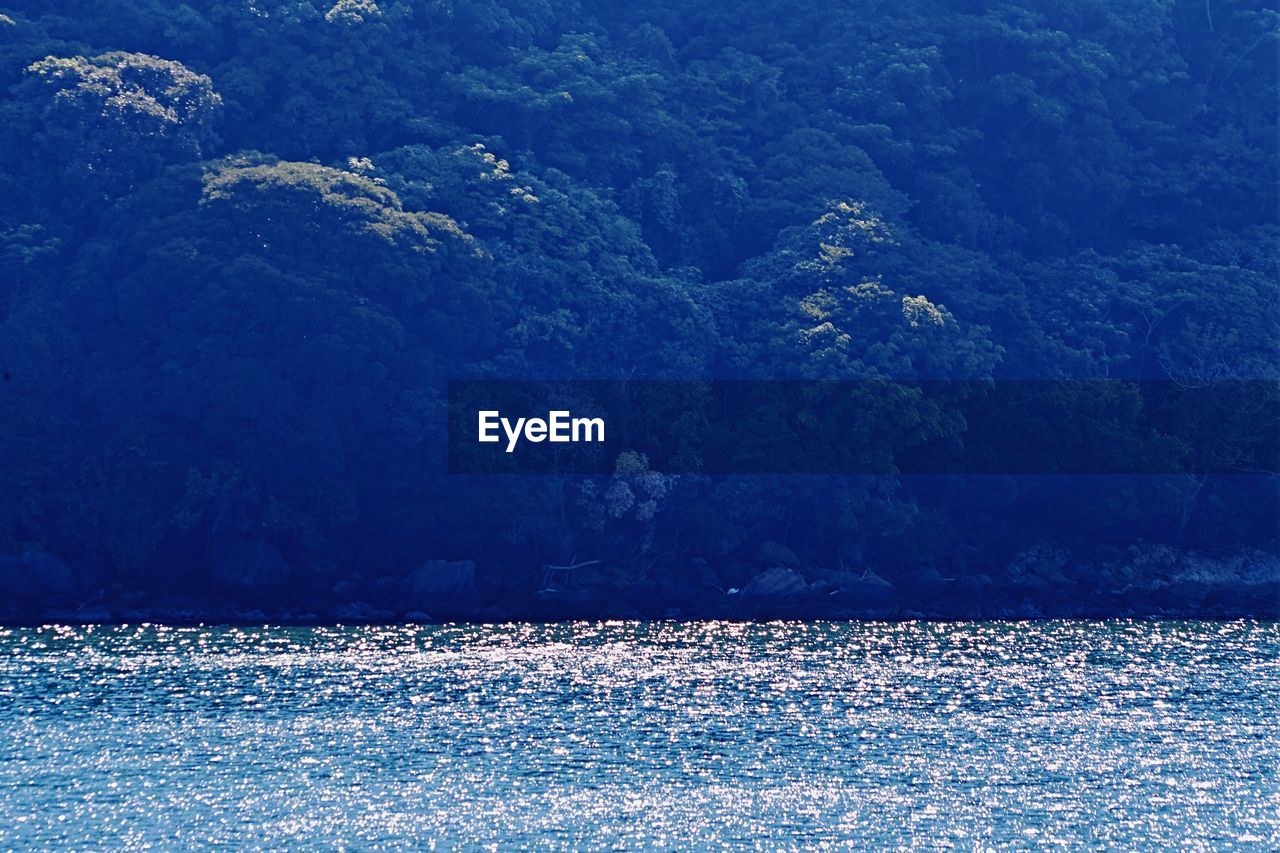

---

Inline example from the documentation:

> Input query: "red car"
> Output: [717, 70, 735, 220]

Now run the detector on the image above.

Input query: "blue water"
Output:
[1, 621, 1276, 848]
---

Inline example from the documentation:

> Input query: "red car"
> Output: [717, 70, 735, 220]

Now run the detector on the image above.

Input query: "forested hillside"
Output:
[0, 0, 1276, 620]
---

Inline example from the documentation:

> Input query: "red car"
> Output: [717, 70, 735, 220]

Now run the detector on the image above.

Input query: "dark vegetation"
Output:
[0, 0, 1276, 620]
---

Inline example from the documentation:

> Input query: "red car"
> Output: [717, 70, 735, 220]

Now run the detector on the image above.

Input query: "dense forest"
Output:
[0, 0, 1276, 621]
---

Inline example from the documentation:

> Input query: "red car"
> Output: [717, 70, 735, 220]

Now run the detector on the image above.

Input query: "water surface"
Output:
[1, 621, 1276, 848]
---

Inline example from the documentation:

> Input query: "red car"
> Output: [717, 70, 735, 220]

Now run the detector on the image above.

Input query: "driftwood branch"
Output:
[542, 559, 602, 572]
[539, 559, 602, 592]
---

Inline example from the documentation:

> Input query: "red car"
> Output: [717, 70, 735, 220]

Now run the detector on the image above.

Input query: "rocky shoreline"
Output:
[2, 542, 1276, 625]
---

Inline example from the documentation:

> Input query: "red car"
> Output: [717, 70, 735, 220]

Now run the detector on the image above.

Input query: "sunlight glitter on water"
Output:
[1, 620, 1277, 848]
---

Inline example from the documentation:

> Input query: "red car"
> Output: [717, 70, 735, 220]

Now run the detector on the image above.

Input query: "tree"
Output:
[22, 51, 221, 200]
[59, 156, 491, 574]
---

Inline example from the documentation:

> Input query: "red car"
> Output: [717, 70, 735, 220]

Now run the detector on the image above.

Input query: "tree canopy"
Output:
[0, 0, 1274, 618]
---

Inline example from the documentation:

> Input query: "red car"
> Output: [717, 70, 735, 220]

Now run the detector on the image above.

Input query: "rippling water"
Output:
[1, 621, 1277, 848]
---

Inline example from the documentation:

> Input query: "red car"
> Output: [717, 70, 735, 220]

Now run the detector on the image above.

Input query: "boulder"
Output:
[714, 557, 751, 589]
[399, 559, 477, 611]
[334, 602, 395, 622]
[1012, 573, 1051, 595]
[903, 566, 951, 598]
[331, 579, 360, 601]
[754, 540, 801, 568]
[1094, 545, 1280, 616]
[211, 538, 289, 599]
[479, 606, 508, 622]
[1169, 548, 1279, 590]
[372, 576, 400, 607]
[741, 566, 810, 598]
[688, 558, 722, 589]
[1160, 547, 1278, 615]
[846, 570, 895, 604]
[530, 586, 598, 620]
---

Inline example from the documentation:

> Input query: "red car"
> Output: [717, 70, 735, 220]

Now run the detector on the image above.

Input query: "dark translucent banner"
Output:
[447, 380, 1279, 475]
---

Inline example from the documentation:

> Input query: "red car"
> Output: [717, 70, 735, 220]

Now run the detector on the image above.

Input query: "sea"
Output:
[1, 620, 1276, 848]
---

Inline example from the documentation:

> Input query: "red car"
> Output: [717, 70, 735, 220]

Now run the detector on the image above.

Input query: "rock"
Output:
[1100, 545, 1280, 616]
[155, 607, 202, 623]
[1007, 545, 1070, 580]
[809, 567, 860, 586]
[903, 566, 951, 598]
[1158, 579, 1208, 611]
[1067, 561, 1101, 592]
[331, 579, 363, 601]
[911, 566, 948, 583]
[688, 558, 722, 589]
[741, 566, 810, 598]
[531, 587, 599, 620]
[1013, 573, 1051, 595]
[959, 573, 993, 597]
[599, 602, 643, 620]
[372, 575, 400, 607]
[846, 570, 895, 604]
[1165, 548, 1278, 615]
[334, 602, 395, 622]
[42, 609, 78, 622]
[754, 541, 801, 568]
[0, 551, 76, 601]
[714, 557, 750, 589]
[619, 582, 669, 618]
[211, 538, 289, 599]
[399, 559, 477, 611]
[1171, 548, 1279, 589]
[1035, 566, 1075, 587]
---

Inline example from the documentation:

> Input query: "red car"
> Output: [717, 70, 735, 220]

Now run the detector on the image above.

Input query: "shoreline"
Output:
[4, 543, 1277, 625]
